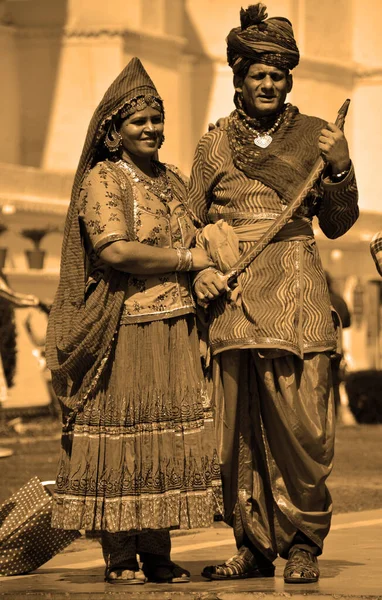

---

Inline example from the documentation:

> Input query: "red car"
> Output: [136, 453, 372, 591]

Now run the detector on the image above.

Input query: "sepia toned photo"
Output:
[0, 1, 381, 598]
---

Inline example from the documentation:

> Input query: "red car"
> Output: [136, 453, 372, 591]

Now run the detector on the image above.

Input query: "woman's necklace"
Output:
[241, 103, 290, 148]
[119, 159, 172, 201]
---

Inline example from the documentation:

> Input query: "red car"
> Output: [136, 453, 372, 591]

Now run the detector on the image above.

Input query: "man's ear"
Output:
[286, 73, 293, 94]
[234, 74, 243, 93]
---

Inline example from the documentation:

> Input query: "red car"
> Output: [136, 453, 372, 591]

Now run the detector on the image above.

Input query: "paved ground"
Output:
[1, 509, 382, 599]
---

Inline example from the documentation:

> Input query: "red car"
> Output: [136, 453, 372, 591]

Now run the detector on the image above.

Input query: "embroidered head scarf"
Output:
[46, 58, 163, 423]
[226, 3, 300, 77]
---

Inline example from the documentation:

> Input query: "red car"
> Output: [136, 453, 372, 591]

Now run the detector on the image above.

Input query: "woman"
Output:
[46, 57, 221, 585]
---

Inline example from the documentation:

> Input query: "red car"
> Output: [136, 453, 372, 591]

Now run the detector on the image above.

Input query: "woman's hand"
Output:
[190, 248, 215, 271]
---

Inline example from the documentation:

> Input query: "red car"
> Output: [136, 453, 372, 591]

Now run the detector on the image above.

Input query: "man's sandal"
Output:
[202, 546, 275, 580]
[284, 547, 320, 584]
[142, 555, 190, 584]
[105, 567, 147, 585]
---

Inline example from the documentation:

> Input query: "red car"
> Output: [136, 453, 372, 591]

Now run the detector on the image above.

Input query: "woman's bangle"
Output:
[175, 247, 193, 271]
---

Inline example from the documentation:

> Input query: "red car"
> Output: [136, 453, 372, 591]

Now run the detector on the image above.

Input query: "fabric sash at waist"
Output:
[195, 218, 314, 290]
[233, 218, 314, 243]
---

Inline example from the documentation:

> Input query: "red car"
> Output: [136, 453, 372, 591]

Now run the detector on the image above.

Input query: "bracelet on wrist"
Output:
[330, 168, 350, 182]
[175, 247, 193, 271]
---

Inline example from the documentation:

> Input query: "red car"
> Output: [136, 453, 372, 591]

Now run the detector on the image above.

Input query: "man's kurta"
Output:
[188, 121, 359, 357]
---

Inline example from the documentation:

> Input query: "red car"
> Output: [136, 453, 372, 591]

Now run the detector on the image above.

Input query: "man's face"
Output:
[235, 63, 293, 118]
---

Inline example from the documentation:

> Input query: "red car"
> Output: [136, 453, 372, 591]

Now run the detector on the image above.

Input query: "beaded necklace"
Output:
[239, 103, 291, 148]
[118, 159, 173, 202]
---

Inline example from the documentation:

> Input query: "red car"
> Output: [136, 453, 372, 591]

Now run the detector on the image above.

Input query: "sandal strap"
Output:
[284, 547, 320, 579]
[212, 546, 262, 577]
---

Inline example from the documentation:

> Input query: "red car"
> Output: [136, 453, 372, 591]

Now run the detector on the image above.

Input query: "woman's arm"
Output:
[100, 241, 213, 274]
[82, 162, 214, 275]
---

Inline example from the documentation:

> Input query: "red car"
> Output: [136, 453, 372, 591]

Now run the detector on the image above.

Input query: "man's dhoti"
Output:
[213, 350, 334, 561]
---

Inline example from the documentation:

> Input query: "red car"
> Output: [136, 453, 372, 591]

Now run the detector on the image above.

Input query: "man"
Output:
[188, 3, 359, 584]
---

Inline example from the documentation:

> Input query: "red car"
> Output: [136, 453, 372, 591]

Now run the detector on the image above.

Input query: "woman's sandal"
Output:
[105, 567, 147, 585]
[283, 547, 320, 584]
[202, 546, 275, 580]
[142, 555, 190, 583]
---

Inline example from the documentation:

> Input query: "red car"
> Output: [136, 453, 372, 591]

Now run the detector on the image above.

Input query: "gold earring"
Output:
[104, 123, 122, 152]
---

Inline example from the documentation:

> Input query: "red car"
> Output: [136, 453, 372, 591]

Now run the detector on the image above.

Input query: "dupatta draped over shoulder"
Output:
[46, 58, 163, 422]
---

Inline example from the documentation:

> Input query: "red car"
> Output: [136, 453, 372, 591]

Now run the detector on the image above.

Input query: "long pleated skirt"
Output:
[52, 315, 222, 533]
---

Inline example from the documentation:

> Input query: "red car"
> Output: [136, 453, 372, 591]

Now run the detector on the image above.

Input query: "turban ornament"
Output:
[227, 3, 300, 76]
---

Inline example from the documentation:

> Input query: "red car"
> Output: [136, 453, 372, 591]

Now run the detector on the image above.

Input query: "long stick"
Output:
[221, 99, 351, 287]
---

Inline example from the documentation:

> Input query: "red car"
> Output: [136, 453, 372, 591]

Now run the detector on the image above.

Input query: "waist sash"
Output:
[233, 218, 313, 243]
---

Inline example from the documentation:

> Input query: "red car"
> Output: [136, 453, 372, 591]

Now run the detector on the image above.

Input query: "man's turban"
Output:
[227, 3, 300, 76]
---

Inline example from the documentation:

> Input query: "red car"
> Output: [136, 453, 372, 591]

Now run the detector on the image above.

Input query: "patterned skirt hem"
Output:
[52, 486, 222, 532]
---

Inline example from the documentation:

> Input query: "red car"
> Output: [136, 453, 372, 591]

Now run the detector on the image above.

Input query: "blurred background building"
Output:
[0, 0, 381, 409]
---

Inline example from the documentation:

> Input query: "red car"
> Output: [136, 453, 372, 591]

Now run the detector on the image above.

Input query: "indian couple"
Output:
[46, 3, 358, 586]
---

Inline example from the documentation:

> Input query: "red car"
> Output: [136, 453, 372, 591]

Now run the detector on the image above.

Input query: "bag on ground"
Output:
[0, 476, 80, 576]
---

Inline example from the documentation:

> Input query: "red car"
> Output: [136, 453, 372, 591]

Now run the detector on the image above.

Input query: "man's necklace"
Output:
[241, 104, 290, 148]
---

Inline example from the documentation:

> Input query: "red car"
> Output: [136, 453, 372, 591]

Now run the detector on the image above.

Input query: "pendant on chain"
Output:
[254, 134, 272, 148]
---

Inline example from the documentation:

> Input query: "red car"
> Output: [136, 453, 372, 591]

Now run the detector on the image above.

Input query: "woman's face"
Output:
[119, 106, 164, 159]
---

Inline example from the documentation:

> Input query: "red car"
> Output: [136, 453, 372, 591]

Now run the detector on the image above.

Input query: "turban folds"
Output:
[227, 3, 300, 75]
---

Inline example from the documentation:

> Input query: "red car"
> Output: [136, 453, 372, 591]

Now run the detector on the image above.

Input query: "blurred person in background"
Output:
[46, 58, 221, 586]
[370, 231, 382, 276]
[0, 269, 39, 458]
[325, 272, 351, 418]
[188, 2, 359, 586]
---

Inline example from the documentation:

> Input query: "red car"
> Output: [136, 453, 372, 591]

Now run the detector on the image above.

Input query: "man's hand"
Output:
[318, 122, 351, 174]
[194, 268, 230, 306]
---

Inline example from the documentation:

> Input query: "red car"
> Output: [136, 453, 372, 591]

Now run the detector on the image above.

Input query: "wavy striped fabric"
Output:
[188, 126, 359, 357]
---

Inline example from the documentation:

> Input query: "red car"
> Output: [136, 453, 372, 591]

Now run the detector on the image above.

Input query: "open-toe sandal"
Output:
[105, 567, 147, 585]
[284, 547, 320, 584]
[202, 546, 275, 580]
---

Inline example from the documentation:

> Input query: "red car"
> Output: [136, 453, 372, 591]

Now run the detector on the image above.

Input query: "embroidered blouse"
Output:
[79, 160, 196, 324]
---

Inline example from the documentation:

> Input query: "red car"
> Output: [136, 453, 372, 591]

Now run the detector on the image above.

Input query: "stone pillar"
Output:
[40, 31, 124, 171]
[3, 0, 189, 171]
[123, 29, 186, 170]
[0, 22, 20, 164]
[352, 0, 382, 214]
